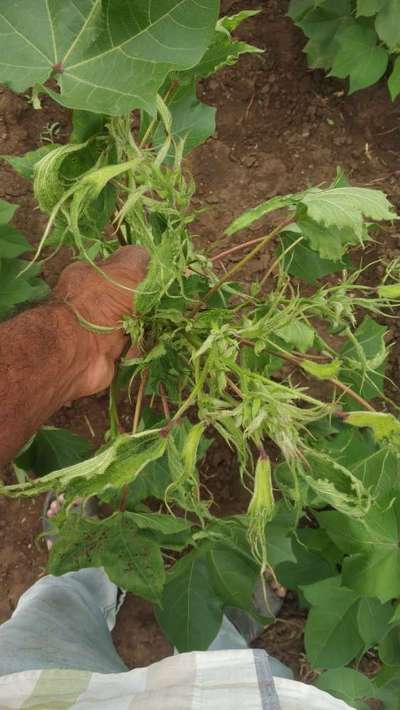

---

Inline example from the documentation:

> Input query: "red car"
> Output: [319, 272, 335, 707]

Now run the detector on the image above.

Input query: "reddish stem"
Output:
[159, 383, 170, 419]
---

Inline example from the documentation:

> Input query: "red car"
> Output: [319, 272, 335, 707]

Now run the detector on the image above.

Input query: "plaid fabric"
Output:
[0, 650, 352, 710]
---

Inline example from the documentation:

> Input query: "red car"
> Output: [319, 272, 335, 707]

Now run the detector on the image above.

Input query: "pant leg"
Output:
[209, 615, 294, 680]
[0, 568, 127, 676]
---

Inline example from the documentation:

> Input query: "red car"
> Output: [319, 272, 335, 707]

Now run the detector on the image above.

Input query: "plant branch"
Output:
[159, 382, 170, 419]
[211, 234, 274, 262]
[195, 219, 292, 315]
[132, 369, 149, 434]
[239, 337, 376, 412]
[329, 378, 376, 412]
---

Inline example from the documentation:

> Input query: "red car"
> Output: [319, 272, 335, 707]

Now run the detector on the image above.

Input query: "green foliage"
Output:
[15, 426, 91, 476]
[1, 3, 400, 692]
[315, 668, 375, 708]
[288, 0, 400, 97]
[0, 0, 220, 115]
[48, 511, 166, 603]
[0, 198, 48, 318]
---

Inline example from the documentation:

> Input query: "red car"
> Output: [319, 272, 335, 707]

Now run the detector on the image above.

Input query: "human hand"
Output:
[53, 245, 148, 399]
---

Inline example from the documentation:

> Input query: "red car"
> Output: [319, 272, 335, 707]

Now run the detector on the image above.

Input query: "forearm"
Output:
[0, 304, 90, 467]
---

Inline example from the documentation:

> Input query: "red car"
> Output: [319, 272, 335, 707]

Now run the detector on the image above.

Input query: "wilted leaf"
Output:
[301, 358, 341, 379]
[276, 319, 315, 353]
[1, 145, 58, 181]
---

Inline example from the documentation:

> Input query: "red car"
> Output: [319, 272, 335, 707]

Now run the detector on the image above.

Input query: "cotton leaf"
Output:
[346, 412, 400, 446]
[301, 359, 341, 380]
[225, 196, 296, 235]
[276, 319, 315, 353]
[378, 283, 400, 299]
[300, 186, 397, 239]
[0, 0, 219, 116]
[375, 0, 400, 51]
[329, 23, 389, 93]
[389, 57, 400, 100]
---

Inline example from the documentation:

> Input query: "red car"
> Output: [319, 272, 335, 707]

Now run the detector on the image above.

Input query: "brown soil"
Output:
[0, 0, 399, 679]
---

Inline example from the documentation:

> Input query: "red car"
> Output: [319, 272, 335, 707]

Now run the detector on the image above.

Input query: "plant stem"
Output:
[269, 346, 376, 413]
[196, 219, 292, 314]
[132, 369, 149, 434]
[259, 235, 303, 287]
[120, 369, 149, 513]
[329, 378, 376, 412]
[159, 382, 170, 419]
[139, 81, 178, 148]
[211, 234, 274, 262]
[240, 337, 375, 412]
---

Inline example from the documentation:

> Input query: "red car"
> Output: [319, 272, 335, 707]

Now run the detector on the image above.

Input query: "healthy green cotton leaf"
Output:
[375, 0, 400, 50]
[379, 627, 400, 667]
[389, 56, 400, 100]
[315, 668, 375, 707]
[288, 0, 328, 21]
[298, 215, 362, 260]
[225, 195, 296, 235]
[390, 603, 400, 625]
[276, 539, 336, 589]
[300, 186, 396, 240]
[49, 512, 165, 603]
[0, 0, 219, 116]
[127, 512, 192, 536]
[350, 447, 400, 504]
[344, 548, 400, 602]
[0, 259, 49, 319]
[0, 198, 17, 224]
[0, 225, 31, 259]
[15, 426, 90, 476]
[301, 358, 341, 379]
[341, 316, 388, 400]
[296, 2, 353, 70]
[71, 111, 107, 144]
[325, 499, 400, 601]
[374, 664, 400, 708]
[276, 319, 315, 353]
[357, 596, 393, 649]
[181, 11, 262, 81]
[1, 145, 58, 181]
[302, 578, 364, 668]
[330, 23, 389, 93]
[207, 543, 258, 612]
[356, 0, 387, 15]
[279, 230, 350, 282]
[156, 551, 224, 651]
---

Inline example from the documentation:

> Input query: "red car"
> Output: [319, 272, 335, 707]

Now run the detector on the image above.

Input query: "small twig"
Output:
[132, 369, 149, 434]
[159, 382, 171, 419]
[211, 234, 273, 262]
[329, 377, 376, 412]
[241, 337, 376, 413]
[195, 219, 292, 316]
[259, 235, 303, 287]
[120, 369, 149, 513]
[83, 415, 95, 438]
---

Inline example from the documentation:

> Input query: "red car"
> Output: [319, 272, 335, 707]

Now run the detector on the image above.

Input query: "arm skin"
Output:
[0, 246, 148, 468]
